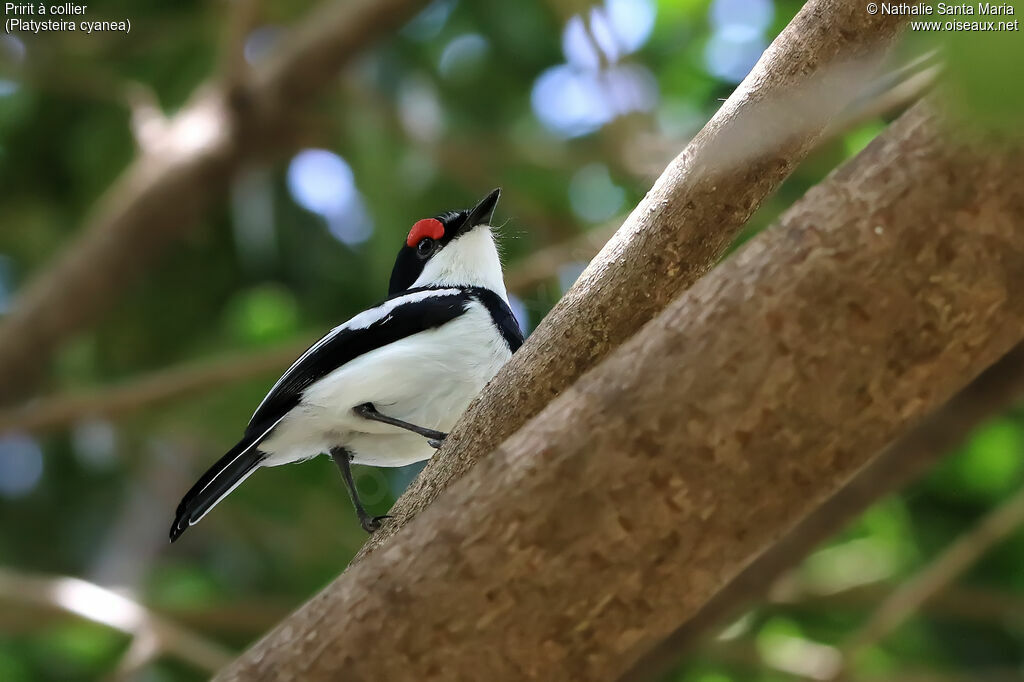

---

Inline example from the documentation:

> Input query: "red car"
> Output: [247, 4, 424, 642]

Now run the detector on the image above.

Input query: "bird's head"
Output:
[388, 188, 506, 298]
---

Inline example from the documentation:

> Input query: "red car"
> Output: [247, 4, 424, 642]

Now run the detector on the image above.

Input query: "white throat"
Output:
[411, 226, 508, 300]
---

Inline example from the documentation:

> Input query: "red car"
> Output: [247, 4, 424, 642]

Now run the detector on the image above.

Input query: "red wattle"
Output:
[406, 218, 445, 247]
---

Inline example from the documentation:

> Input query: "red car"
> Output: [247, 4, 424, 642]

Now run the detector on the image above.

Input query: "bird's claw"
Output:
[360, 514, 392, 533]
[427, 438, 445, 449]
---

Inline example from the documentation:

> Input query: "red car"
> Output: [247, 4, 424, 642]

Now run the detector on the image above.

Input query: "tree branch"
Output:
[0, 0, 431, 406]
[619, 340, 1024, 681]
[0, 341, 310, 435]
[841, 483, 1024, 664]
[821, 62, 941, 142]
[0, 596, 290, 637]
[772, 581, 1024, 628]
[0, 566, 232, 674]
[355, 0, 912, 561]
[212, 101, 1024, 681]
[706, 638, 1024, 682]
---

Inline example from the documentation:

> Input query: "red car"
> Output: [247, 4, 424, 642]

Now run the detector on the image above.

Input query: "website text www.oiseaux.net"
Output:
[865, 2, 1019, 31]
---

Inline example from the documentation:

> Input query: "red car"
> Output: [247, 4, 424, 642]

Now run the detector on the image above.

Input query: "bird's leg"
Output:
[330, 447, 389, 534]
[353, 403, 447, 447]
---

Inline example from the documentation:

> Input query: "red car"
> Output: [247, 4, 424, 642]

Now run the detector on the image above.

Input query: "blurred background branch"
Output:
[0, 567, 232, 674]
[0, 0, 433, 406]
[839, 483, 1024, 672]
[0, 342, 310, 435]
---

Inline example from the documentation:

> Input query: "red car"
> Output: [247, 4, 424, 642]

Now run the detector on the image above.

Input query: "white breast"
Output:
[258, 300, 512, 467]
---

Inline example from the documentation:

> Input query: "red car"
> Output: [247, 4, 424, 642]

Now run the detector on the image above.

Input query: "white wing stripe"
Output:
[189, 416, 284, 524]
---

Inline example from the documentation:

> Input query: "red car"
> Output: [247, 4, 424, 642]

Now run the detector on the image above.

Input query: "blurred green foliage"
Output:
[939, 0, 1024, 134]
[0, 0, 1022, 680]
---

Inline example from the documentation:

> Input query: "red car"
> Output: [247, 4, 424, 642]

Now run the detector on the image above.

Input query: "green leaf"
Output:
[941, 0, 1024, 135]
[223, 284, 300, 346]
[927, 416, 1024, 502]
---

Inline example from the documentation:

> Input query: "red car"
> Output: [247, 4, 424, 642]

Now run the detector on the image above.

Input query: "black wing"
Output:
[246, 290, 472, 434]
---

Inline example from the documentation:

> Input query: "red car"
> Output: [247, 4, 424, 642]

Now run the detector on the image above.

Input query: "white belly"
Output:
[257, 302, 511, 467]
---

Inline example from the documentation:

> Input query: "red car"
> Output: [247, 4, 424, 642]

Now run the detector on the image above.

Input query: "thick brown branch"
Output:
[618, 340, 1024, 681]
[0, 0, 430, 406]
[213, 102, 1024, 681]
[356, 0, 912, 560]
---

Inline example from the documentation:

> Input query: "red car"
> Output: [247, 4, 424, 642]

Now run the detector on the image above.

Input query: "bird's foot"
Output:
[427, 434, 447, 449]
[355, 403, 448, 442]
[359, 514, 392, 534]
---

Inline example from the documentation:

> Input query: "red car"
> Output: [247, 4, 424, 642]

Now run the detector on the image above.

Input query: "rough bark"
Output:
[619, 341, 1024, 682]
[357, 0, 910, 558]
[0, 0, 429, 406]
[214, 103, 1024, 682]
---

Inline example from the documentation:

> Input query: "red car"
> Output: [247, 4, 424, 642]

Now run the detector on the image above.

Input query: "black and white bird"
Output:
[169, 189, 522, 541]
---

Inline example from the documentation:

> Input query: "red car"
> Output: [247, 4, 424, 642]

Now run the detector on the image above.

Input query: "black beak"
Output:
[458, 188, 500, 236]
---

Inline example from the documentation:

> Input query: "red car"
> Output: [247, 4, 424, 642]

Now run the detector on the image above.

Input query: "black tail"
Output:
[169, 436, 265, 542]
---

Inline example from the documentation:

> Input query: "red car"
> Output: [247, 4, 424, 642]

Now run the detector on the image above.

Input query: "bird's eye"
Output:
[416, 237, 435, 258]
